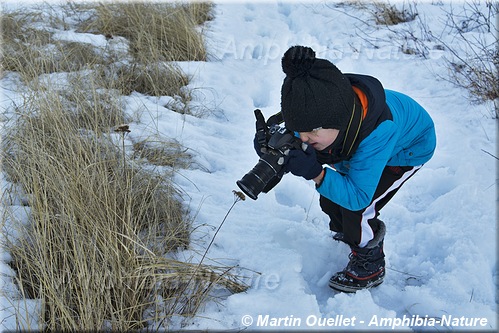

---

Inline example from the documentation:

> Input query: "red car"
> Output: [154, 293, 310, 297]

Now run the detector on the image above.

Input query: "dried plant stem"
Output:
[168, 191, 246, 320]
[199, 191, 245, 266]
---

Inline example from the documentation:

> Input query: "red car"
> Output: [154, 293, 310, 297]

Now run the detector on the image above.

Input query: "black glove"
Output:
[253, 109, 269, 157]
[284, 144, 323, 180]
[253, 134, 264, 157]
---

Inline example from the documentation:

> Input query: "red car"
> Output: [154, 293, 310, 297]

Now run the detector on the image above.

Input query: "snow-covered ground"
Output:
[1, 1, 497, 331]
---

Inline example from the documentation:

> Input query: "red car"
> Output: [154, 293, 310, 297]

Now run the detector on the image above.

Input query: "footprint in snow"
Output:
[277, 3, 292, 17]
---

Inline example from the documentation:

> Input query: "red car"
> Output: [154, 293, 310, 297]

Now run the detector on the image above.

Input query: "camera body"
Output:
[236, 124, 302, 200]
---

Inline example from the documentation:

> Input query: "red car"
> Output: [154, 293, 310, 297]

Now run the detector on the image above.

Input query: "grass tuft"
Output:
[77, 1, 210, 63]
[1, 1, 247, 331]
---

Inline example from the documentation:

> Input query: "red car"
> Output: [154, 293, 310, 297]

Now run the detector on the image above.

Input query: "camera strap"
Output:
[340, 90, 365, 159]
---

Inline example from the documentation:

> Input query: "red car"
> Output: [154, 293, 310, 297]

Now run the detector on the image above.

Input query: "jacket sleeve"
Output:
[316, 120, 398, 211]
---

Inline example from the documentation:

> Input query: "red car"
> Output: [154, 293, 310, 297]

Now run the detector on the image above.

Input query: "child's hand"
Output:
[253, 109, 270, 157]
[284, 144, 323, 180]
[253, 134, 264, 157]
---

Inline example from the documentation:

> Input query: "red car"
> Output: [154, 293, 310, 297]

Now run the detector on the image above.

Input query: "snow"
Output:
[1, 1, 497, 332]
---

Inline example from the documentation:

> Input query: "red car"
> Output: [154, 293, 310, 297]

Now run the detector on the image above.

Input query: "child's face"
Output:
[298, 128, 340, 151]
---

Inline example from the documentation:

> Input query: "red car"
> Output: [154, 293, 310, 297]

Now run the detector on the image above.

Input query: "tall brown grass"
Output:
[1, 1, 247, 331]
[77, 1, 210, 63]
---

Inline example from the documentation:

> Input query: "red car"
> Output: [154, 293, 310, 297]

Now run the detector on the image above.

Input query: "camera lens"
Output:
[236, 156, 280, 200]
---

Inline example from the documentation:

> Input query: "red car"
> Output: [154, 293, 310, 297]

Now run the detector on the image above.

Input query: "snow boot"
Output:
[329, 221, 386, 293]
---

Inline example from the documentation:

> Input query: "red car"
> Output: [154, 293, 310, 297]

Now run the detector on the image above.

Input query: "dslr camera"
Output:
[236, 109, 302, 200]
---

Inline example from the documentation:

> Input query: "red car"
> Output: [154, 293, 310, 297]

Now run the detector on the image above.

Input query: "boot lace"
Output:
[347, 251, 372, 270]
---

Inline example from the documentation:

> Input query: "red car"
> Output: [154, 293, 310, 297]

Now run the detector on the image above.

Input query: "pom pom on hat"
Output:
[282, 46, 316, 78]
[280, 45, 355, 133]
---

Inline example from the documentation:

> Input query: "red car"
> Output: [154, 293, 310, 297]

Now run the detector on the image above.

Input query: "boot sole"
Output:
[329, 275, 384, 293]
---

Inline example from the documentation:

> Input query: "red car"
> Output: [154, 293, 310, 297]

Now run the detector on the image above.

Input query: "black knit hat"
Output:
[280, 46, 355, 132]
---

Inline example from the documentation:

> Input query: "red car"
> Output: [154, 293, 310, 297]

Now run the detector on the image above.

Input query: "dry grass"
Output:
[371, 1, 417, 26]
[77, 1, 211, 63]
[449, 55, 499, 105]
[0, 1, 209, 105]
[332, 1, 417, 25]
[2, 75, 246, 331]
[1, 12, 107, 81]
[437, 2, 498, 113]
[1, 1, 247, 331]
[2, 88, 179, 329]
[132, 138, 193, 169]
[109, 62, 191, 101]
[346, 1, 496, 115]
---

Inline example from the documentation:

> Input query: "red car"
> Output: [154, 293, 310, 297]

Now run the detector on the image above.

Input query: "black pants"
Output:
[320, 165, 421, 248]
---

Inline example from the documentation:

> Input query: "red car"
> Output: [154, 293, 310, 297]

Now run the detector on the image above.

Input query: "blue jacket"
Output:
[316, 88, 436, 211]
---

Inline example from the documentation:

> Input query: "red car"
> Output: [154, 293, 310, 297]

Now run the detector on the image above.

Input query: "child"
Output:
[260, 45, 436, 292]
